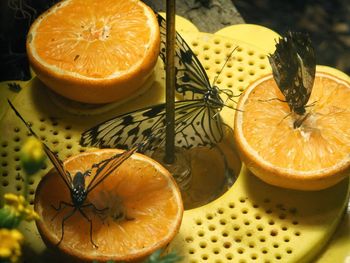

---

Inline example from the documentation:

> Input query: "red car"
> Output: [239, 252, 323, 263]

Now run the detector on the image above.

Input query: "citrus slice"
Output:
[234, 72, 350, 190]
[27, 0, 160, 104]
[34, 149, 183, 262]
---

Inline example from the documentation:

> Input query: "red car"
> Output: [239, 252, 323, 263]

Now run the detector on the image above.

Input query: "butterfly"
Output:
[80, 15, 237, 152]
[8, 100, 146, 247]
[268, 31, 316, 116]
[158, 15, 235, 101]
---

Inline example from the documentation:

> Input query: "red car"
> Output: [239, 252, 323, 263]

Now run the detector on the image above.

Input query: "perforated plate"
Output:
[0, 19, 349, 263]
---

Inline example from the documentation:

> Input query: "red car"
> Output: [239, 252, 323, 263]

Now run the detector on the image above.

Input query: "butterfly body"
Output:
[204, 86, 224, 110]
[71, 171, 88, 207]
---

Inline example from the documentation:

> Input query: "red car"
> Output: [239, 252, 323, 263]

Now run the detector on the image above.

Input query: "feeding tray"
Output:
[0, 18, 349, 263]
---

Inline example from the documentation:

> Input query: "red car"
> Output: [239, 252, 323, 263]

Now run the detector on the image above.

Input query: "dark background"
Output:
[0, 0, 349, 81]
[234, 0, 350, 74]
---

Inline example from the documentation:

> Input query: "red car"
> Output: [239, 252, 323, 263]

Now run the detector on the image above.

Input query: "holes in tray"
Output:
[275, 254, 282, 260]
[212, 248, 220, 255]
[223, 241, 231, 249]
[241, 208, 248, 214]
[222, 231, 229, 237]
[261, 247, 268, 254]
[2, 180, 9, 187]
[237, 247, 244, 254]
[185, 236, 194, 243]
[284, 236, 291, 243]
[211, 236, 218, 243]
[199, 242, 207, 249]
[228, 202, 235, 209]
[213, 38, 221, 45]
[270, 229, 278, 236]
[247, 50, 255, 56]
[219, 219, 227, 226]
[286, 248, 293, 254]
[217, 208, 224, 214]
[208, 225, 216, 231]
[226, 253, 233, 260]
[197, 230, 205, 237]
[225, 43, 232, 49]
[234, 236, 242, 243]
[195, 219, 203, 226]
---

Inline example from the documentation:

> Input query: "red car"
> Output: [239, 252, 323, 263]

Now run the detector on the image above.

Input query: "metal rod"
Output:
[164, 0, 176, 164]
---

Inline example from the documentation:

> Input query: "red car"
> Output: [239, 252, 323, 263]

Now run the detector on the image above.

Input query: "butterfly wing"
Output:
[8, 100, 73, 189]
[80, 104, 167, 152]
[80, 100, 223, 153]
[268, 31, 316, 115]
[158, 15, 212, 100]
[86, 146, 138, 193]
[173, 100, 223, 148]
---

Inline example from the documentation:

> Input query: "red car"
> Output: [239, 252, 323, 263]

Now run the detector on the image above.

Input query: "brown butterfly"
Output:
[268, 31, 316, 116]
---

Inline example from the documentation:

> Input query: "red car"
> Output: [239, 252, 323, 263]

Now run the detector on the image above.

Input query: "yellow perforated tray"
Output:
[0, 17, 349, 263]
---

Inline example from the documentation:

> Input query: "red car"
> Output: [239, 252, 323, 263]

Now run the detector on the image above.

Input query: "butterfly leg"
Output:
[81, 203, 108, 221]
[78, 208, 97, 248]
[56, 207, 77, 246]
[51, 201, 74, 221]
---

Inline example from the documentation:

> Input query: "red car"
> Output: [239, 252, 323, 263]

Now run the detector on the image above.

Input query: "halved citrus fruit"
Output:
[234, 72, 350, 190]
[27, 0, 160, 104]
[34, 149, 183, 262]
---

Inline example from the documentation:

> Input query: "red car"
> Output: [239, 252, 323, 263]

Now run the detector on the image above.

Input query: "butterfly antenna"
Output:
[212, 46, 238, 87]
[8, 100, 40, 139]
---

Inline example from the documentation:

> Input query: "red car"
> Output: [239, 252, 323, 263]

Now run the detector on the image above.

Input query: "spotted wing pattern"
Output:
[268, 31, 316, 115]
[158, 15, 212, 100]
[80, 100, 223, 153]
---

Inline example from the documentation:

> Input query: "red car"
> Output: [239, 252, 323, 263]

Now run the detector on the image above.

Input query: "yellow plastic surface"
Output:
[0, 18, 349, 263]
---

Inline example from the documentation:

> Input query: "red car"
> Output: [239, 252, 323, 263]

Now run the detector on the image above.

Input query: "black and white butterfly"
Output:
[80, 15, 237, 152]
[268, 31, 316, 116]
[158, 15, 235, 101]
[8, 100, 146, 247]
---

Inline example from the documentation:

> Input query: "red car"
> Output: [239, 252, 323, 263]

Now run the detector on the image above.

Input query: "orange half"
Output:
[34, 149, 183, 262]
[27, 0, 160, 103]
[234, 72, 350, 190]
